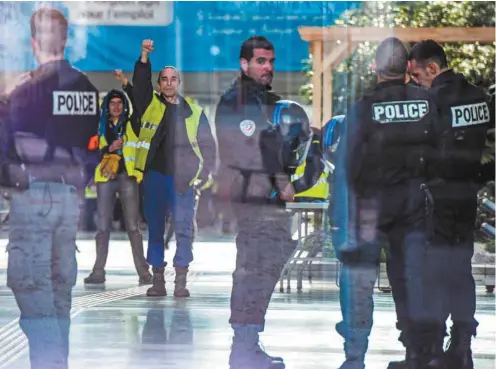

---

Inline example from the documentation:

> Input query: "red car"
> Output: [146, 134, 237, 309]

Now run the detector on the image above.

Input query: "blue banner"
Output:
[0, 1, 360, 72]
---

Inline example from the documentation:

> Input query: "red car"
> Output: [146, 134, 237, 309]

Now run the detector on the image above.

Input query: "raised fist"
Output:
[142, 39, 154, 54]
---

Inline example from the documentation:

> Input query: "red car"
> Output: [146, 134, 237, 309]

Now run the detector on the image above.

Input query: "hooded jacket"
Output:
[94, 87, 141, 181]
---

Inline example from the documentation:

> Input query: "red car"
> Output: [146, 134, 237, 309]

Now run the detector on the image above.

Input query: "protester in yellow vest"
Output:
[132, 39, 217, 298]
[84, 73, 152, 286]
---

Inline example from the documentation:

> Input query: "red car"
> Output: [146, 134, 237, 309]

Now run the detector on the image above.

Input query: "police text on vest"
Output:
[451, 102, 490, 127]
[372, 100, 429, 124]
[53, 91, 97, 116]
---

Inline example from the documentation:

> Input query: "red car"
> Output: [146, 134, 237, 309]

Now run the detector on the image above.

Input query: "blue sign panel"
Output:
[0, 1, 360, 72]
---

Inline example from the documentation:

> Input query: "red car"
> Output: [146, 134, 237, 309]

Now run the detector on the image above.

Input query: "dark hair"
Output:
[409, 40, 448, 69]
[375, 37, 409, 78]
[239, 36, 274, 61]
[30, 7, 68, 55]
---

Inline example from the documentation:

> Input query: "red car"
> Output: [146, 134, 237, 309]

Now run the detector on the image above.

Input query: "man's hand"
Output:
[109, 138, 123, 152]
[141, 39, 154, 63]
[280, 183, 295, 202]
[113, 69, 128, 87]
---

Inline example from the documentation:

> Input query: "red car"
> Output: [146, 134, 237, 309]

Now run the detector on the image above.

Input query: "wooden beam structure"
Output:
[299, 26, 496, 43]
[298, 26, 496, 128]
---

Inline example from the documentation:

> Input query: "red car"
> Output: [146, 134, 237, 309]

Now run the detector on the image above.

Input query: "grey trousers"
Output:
[229, 203, 296, 327]
[92, 173, 149, 278]
[7, 182, 80, 369]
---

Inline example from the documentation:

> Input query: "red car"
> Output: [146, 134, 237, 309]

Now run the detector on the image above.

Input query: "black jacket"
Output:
[1, 60, 99, 189]
[346, 79, 439, 192]
[132, 59, 216, 192]
[216, 75, 321, 204]
[426, 71, 493, 241]
[216, 75, 283, 204]
[428, 70, 492, 182]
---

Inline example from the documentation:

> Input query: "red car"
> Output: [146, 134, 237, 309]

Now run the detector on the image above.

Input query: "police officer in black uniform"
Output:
[215, 36, 324, 369]
[1, 8, 99, 369]
[331, 37, 439, 369]
[407, 40, 492, 369]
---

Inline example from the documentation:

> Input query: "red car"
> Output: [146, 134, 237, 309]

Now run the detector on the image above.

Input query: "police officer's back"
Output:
[408, 40, 492, 369]
[431, 71, 490, 237]
[2, 8, 99, 369]
[346, 44, 437, 231]
[410, 40, 492, 243]
[333, 37, 440, 369]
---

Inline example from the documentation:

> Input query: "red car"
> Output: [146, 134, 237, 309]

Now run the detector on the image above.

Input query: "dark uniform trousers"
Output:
[338, 179, 427, 358]
[7, 182, 80, 369]
[418, 181, 479, 335]
[229, 202, 296, 327]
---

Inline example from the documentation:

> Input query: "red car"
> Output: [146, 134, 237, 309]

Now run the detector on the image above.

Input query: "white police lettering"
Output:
[240, 119, 256, 137]
[53, 91, 97, 115]
[372, 100, 429, 124]
[451, 102, 490, 127]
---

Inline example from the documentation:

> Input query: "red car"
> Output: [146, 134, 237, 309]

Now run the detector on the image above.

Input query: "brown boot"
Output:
[146, 267, 167, 297]
[174, 266, 190, 297]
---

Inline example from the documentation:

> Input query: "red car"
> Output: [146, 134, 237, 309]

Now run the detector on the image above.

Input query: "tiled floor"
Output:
[0, 239, 494, 369]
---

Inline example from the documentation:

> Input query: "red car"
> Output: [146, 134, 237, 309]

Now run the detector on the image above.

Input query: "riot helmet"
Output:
[272, 100, 311, 145]
[322, 115, 345, 165]
[271, 100, 312, 173]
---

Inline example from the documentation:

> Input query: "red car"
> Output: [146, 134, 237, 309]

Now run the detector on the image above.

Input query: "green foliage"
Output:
[299, 57, 313, 105]
[300, 1, 496, 114]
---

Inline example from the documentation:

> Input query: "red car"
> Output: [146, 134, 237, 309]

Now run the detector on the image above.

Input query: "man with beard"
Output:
[215, 36, 325, 369]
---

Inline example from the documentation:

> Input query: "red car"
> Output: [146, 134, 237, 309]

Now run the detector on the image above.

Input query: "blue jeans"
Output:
[143, 170, 196, 268]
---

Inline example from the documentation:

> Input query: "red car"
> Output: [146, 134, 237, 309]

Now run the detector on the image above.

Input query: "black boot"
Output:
[406, 342, 446, 369]
[444, 324, 474, 369]
[388, 323, 409, 369]
[146, 266, 167, 297]
[84, 271, 105, 284]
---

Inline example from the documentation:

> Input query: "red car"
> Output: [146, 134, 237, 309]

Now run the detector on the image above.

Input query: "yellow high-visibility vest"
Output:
[135, 93, 204, 186]
[94, 122, 141, 183]
[291, 139, 329, 200]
